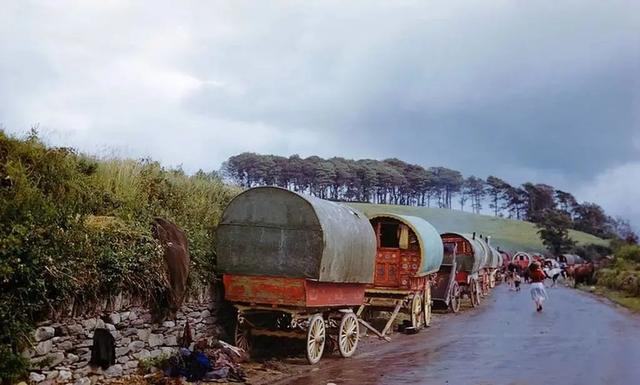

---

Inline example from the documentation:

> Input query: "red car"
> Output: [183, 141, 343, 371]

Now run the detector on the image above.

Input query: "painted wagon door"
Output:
[374, 222, 401, 287]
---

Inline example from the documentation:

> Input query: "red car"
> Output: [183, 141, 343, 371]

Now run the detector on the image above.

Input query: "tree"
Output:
[555, 190, 578, 217]
[573, 202, 613, 238]
[485, 176, 508, 216]
[611, 217, 639, 244]
[464, 176, 485, 214]
[536, 209, 576, 255]
[521, 183, 556, 222]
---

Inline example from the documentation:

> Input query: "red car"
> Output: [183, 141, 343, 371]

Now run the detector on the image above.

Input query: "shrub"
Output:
[615, 244, 640, 263]
[0, 130, 237, 381]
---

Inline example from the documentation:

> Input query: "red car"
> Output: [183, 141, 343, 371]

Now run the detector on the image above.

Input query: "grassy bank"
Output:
[0, 130, 238, 381]
[349, 202, 608, 252]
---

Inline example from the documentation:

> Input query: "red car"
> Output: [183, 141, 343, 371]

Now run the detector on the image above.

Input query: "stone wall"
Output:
[24, 287, 223, 385]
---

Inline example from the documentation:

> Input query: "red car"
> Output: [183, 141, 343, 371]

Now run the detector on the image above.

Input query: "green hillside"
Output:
[347, 203, 608, 253]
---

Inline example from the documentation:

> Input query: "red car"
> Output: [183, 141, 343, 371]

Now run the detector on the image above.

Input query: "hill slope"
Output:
[347, 203, 608, 252]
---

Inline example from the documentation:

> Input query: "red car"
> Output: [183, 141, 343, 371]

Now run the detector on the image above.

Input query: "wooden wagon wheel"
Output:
[338, 312, 359, 358]
[234, 322, 251, 355]
[489, 272, 496, 289]
[449, 281, 461, 313]
[475, 280, 483, 305]
[411, 293, 423, 329]
[306, 314, 326, 364]
[470, 281, 480, 308]
[423, 285, 432, 327]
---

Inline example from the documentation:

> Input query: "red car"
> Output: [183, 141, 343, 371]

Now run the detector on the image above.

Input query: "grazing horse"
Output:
[572, 263, 595, 287]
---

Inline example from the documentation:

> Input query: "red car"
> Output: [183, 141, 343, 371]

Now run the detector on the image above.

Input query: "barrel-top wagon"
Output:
[356, 214, 443, 336]
[512, 251, 532, 271]
[440, 232, 487, 308]
[217, 187, 376, 364]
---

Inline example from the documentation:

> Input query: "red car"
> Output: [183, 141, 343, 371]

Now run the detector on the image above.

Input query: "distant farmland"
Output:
[348, 203, 608, 252]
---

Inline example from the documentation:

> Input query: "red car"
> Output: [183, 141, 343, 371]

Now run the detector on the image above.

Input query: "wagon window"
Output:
[379, 223, 400, 248]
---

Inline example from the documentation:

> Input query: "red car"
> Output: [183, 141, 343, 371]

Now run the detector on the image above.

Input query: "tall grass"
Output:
[0, 130, 238, 380]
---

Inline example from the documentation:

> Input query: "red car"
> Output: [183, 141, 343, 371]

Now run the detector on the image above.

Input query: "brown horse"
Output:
[567, 263, 595, 287]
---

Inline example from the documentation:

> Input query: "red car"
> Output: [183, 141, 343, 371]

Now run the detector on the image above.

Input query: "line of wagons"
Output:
[216, 187, 506, 364]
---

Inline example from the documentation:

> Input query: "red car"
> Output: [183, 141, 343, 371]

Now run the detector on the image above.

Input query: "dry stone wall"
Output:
[23, 288, 223, 385]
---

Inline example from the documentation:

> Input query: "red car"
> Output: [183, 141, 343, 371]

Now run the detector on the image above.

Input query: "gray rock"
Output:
[35, 340, 53, 355]
[29, 372, 46, 382]
[120, 311, 130, 321]
[77, 339, 93, 348]
[201, 310, 211, 318]
[95, 319, 105, 330]
[133, 349, 150, 360]
[125, 360, 139, 369]
[68, 324, 84, 336]
[109, 313, 121, 325]
[188, 311, 202, 319]
[82, 319, 97, 331]
[35, 327, 56, 342]
[164, 336, 177, 346]
[58, 340, 73, 352]
[128, 311, 138, 321]
[106, 323, 116, 332]
[66, 353, 79, 363]
[117, 355, 130, 364]
[45, 370, 59, 380]
[123, 328, 138, 337]
[162, 321, 176, 328]
[119, 337, 131, 346]
[136, 328, 151, 342]
[104, 364, 123, 378]
[115, 347, 129, 356]
[160, 347, 174, 356]
[74, 378, 91, 385]
[149, 349, 162, 358]
[148, 333, 163, 347]
[58, 370, 72, 381]
[47, 352, 65, 367]
[128, 341, 145, 353]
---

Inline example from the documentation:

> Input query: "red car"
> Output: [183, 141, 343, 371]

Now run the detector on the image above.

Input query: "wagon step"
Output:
[357, 318, 392, 342]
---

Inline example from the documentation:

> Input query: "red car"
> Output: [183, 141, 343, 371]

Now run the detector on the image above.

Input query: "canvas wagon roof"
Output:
[368, 213, 444, 276]
[440, 232, 487, 274]
[216, 187, 376, 283]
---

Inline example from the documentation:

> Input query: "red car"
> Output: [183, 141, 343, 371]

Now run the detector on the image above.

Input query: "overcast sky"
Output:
[1, 1, 639, 227]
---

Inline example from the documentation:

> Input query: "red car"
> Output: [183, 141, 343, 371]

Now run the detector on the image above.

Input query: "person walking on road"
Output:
[529, 262, 548, 312]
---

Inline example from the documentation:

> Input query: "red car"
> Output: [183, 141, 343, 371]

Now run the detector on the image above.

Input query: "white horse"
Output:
[544, 267, 563, 287]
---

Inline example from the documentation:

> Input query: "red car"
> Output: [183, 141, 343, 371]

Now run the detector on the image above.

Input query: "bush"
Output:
[0, 130, 237, 381]
[615, 244, 640, 263]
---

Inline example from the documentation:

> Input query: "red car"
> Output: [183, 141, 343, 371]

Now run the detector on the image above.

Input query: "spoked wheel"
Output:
[338, 312, 359, 358]
[449, 281, 461, 313]
[234, 321, 251, 354]
[423, 286, 432, 327]
[490, 272, 496, 289]
[306, 314, 326, 364]
[470, 282, 480, 308]
[411, 293, 423, 329]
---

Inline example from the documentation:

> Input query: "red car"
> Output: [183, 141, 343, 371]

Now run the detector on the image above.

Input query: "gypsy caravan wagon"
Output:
[216, 187, 377, 364]
[512, 251, 532, 271]
[439, 232, 487, 308]
[356, 214, 443, 336]
[488, 245, 504, 286]
[474, 236, 494, 295]
[432, 243, 462, 313]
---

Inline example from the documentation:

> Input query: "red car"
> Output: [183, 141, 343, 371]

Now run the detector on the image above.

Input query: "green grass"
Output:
[582, 286, 640, 313]
[347, 203, 608, 252]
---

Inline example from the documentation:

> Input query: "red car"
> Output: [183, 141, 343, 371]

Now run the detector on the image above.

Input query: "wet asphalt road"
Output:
[281, 284, 640, 385]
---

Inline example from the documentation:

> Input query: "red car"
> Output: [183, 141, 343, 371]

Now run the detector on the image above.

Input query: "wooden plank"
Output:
[381, 300, 404, 336]
[358, 319, 391, 342]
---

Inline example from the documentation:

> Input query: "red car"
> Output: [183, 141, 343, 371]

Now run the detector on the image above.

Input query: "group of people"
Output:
[504, 259, 567, 312]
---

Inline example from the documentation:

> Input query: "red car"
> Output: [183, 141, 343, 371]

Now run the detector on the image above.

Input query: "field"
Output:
[348, 203, 608, 252]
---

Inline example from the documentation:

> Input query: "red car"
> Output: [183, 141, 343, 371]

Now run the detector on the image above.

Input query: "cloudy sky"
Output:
[1, 1, 639, 226]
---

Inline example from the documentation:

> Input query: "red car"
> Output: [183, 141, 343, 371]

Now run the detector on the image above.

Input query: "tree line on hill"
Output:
[221, 152, 637, 242]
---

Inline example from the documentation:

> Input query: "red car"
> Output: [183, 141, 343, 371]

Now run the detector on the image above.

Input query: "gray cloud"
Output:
[1, 0, 639, 226]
